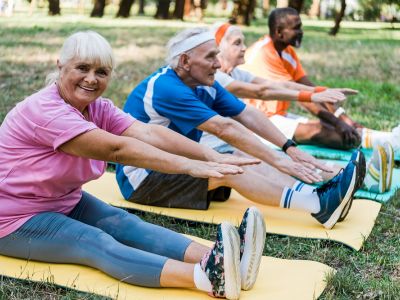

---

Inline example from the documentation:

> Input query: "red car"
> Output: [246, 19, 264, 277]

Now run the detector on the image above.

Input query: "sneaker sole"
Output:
[338, 150, 366, 222]
[221, 222, 241, 300]
[385, 143, 394, 190]
[240, 207, 266, 291]
[378, 146, 388, 193]
[323, 162, 357, 229]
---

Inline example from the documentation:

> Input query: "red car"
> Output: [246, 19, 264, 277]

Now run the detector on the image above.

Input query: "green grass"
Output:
[0, 11, 399, 300]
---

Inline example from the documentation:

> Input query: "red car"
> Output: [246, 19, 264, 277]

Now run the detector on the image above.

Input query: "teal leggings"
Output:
[0, 191, 192, 287]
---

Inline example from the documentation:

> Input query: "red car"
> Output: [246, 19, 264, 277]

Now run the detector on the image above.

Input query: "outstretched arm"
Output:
[198, 108, 329, 183]
[226, 78, 346, 104]
[296, 76, 361, 145]
[59, 128, 247, 179]
[121, 121, 260, 166]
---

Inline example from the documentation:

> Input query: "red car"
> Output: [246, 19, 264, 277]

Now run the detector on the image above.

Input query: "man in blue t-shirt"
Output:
[116, 27, 363, 230]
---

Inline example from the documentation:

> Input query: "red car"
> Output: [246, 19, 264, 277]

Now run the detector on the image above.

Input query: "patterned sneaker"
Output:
[383, 142, 394, 191]
[200, 222, 241, 299]
[362, 145, 387, 193]
[312, 160, 357, 229]
[238, 207, 266, 291]
[338, 149, 366, 222]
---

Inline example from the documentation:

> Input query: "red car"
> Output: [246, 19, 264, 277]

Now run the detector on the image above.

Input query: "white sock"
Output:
[291, 180, 315, 194]
[280, 187, 320, 214]
[362, 128, 392, 149]
[193, 263, 212, 293]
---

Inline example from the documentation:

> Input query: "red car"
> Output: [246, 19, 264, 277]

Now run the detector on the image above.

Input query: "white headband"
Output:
[168, 31, 215, 59]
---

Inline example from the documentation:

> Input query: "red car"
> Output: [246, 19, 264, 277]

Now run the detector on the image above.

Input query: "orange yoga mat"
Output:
[0, 235, 334, 300]
[83, 172, 382, 251]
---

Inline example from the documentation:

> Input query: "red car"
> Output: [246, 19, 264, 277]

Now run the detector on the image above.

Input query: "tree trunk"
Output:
[220, 0, 227, 10]
[262, 0, 269, 17]
[184, 0, 191, 17]
[77, 0, 85, 14]
[230, 0, 256, 25]
[173, 0, 185, 19]
[48, 0, 60, 15]
[154, 0, 171, 19]
[276, 0, 288, 8]
[329, 0, 346, 36]
[308, 0, 320, 17]
[90, 0, 106, 17]
[138, 0, 145, 15]
[116, 0, 135, 18]
[288, 0, 304, 13]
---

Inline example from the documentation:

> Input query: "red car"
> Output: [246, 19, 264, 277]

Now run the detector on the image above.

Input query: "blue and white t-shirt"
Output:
[201, 68, 256, 149]
[116, 66, 246, 200]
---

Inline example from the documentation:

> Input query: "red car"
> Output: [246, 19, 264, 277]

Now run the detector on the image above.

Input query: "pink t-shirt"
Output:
[0, 83, 135, 238]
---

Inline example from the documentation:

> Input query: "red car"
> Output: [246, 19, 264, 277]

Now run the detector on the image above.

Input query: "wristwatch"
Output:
[282, 139, 297, 153]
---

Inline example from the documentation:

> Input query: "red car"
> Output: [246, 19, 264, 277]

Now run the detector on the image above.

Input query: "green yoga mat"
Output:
[354, 168, 400, 203]
[297, 145, 400, 162]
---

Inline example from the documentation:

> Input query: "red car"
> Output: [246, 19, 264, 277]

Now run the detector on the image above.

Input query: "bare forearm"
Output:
[215, 121, 284, 167]
[112, 137, 193, 174]
[279, 80, 314, 92]
[123, 123, 215, 161]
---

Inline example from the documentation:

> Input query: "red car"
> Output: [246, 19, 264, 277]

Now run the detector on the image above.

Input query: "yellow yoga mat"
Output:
[83, 172, 382, 251]
[0, 235, 334, 300]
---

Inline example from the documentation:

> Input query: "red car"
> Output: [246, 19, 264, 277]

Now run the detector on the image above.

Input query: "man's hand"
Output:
[186, 160, 245, 178]
[335, 120, 361, 148]
[274, 157, 323, 184]
[285, 146, 334, 175]
[329, 88, 359, 96]
[311, 90, 346, 103]
[208, 152, 261, 166]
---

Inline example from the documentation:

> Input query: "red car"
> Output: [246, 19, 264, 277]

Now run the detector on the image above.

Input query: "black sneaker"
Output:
[200, 222, 241, 299]
[312, 160, 357, 229]
[238, 207, 266, 290]
[338, 149, 366, 222]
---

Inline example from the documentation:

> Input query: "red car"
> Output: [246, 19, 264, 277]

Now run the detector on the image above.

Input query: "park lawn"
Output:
[0, 12, 399, 300]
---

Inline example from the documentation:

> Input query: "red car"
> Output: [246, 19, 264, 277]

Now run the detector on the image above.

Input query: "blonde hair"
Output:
[46, 31, 115, 85]
[165, 27, 209, 68]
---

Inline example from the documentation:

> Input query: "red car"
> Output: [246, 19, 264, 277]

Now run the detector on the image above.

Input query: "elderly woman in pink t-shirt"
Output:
[0, 31, 266, 299]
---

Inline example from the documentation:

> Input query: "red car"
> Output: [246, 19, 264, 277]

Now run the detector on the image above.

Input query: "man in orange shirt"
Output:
[241, 7, 399, 153]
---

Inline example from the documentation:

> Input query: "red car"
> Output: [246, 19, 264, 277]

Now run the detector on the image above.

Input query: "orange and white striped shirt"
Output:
[240, 35, 306, 116]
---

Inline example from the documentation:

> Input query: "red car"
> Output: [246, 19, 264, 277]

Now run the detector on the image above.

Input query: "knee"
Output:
[97, 207, 143, 230]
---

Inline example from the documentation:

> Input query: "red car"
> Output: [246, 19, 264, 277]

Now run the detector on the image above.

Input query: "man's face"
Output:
[186, 40, 221, 86]
[278, 14, 303, 48]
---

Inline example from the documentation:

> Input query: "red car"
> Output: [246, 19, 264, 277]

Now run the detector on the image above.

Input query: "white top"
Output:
[201, 68, 255, 149]
[215, 68, 256, 88]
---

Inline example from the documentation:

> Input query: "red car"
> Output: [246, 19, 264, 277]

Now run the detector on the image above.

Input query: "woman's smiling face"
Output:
[57, 57, 112, 110]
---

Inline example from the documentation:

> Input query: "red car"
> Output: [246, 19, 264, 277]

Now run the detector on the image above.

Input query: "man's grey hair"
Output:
[46, 31, 115, 85]
[166, 27, 209, 68]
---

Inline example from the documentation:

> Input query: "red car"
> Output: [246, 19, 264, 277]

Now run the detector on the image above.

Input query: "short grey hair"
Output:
[46, 31, 115, 85]
[166, 27, 209, 68]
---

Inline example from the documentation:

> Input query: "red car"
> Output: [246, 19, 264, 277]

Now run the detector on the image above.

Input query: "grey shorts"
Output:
[213, 143, 237, 154]
[129, 171, 231, 210]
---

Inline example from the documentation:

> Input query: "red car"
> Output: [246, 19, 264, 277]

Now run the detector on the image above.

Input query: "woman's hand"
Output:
[185, 160, 245, 178]
[329, 88, 359, 96]
[311, 90, 346, 103]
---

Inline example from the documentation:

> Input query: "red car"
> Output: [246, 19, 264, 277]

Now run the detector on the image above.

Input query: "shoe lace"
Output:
[316, 168, 343, 196]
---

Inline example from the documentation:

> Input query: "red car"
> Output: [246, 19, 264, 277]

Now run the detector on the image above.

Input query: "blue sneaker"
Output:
[338, 149, 366, 222]
[312, 160, 358, 229]
[238, 207, 265, 291]
[200, 222, 241, 299]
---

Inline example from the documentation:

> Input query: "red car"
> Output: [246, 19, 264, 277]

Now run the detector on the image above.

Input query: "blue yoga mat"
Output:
[297, 145, 400, 162]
